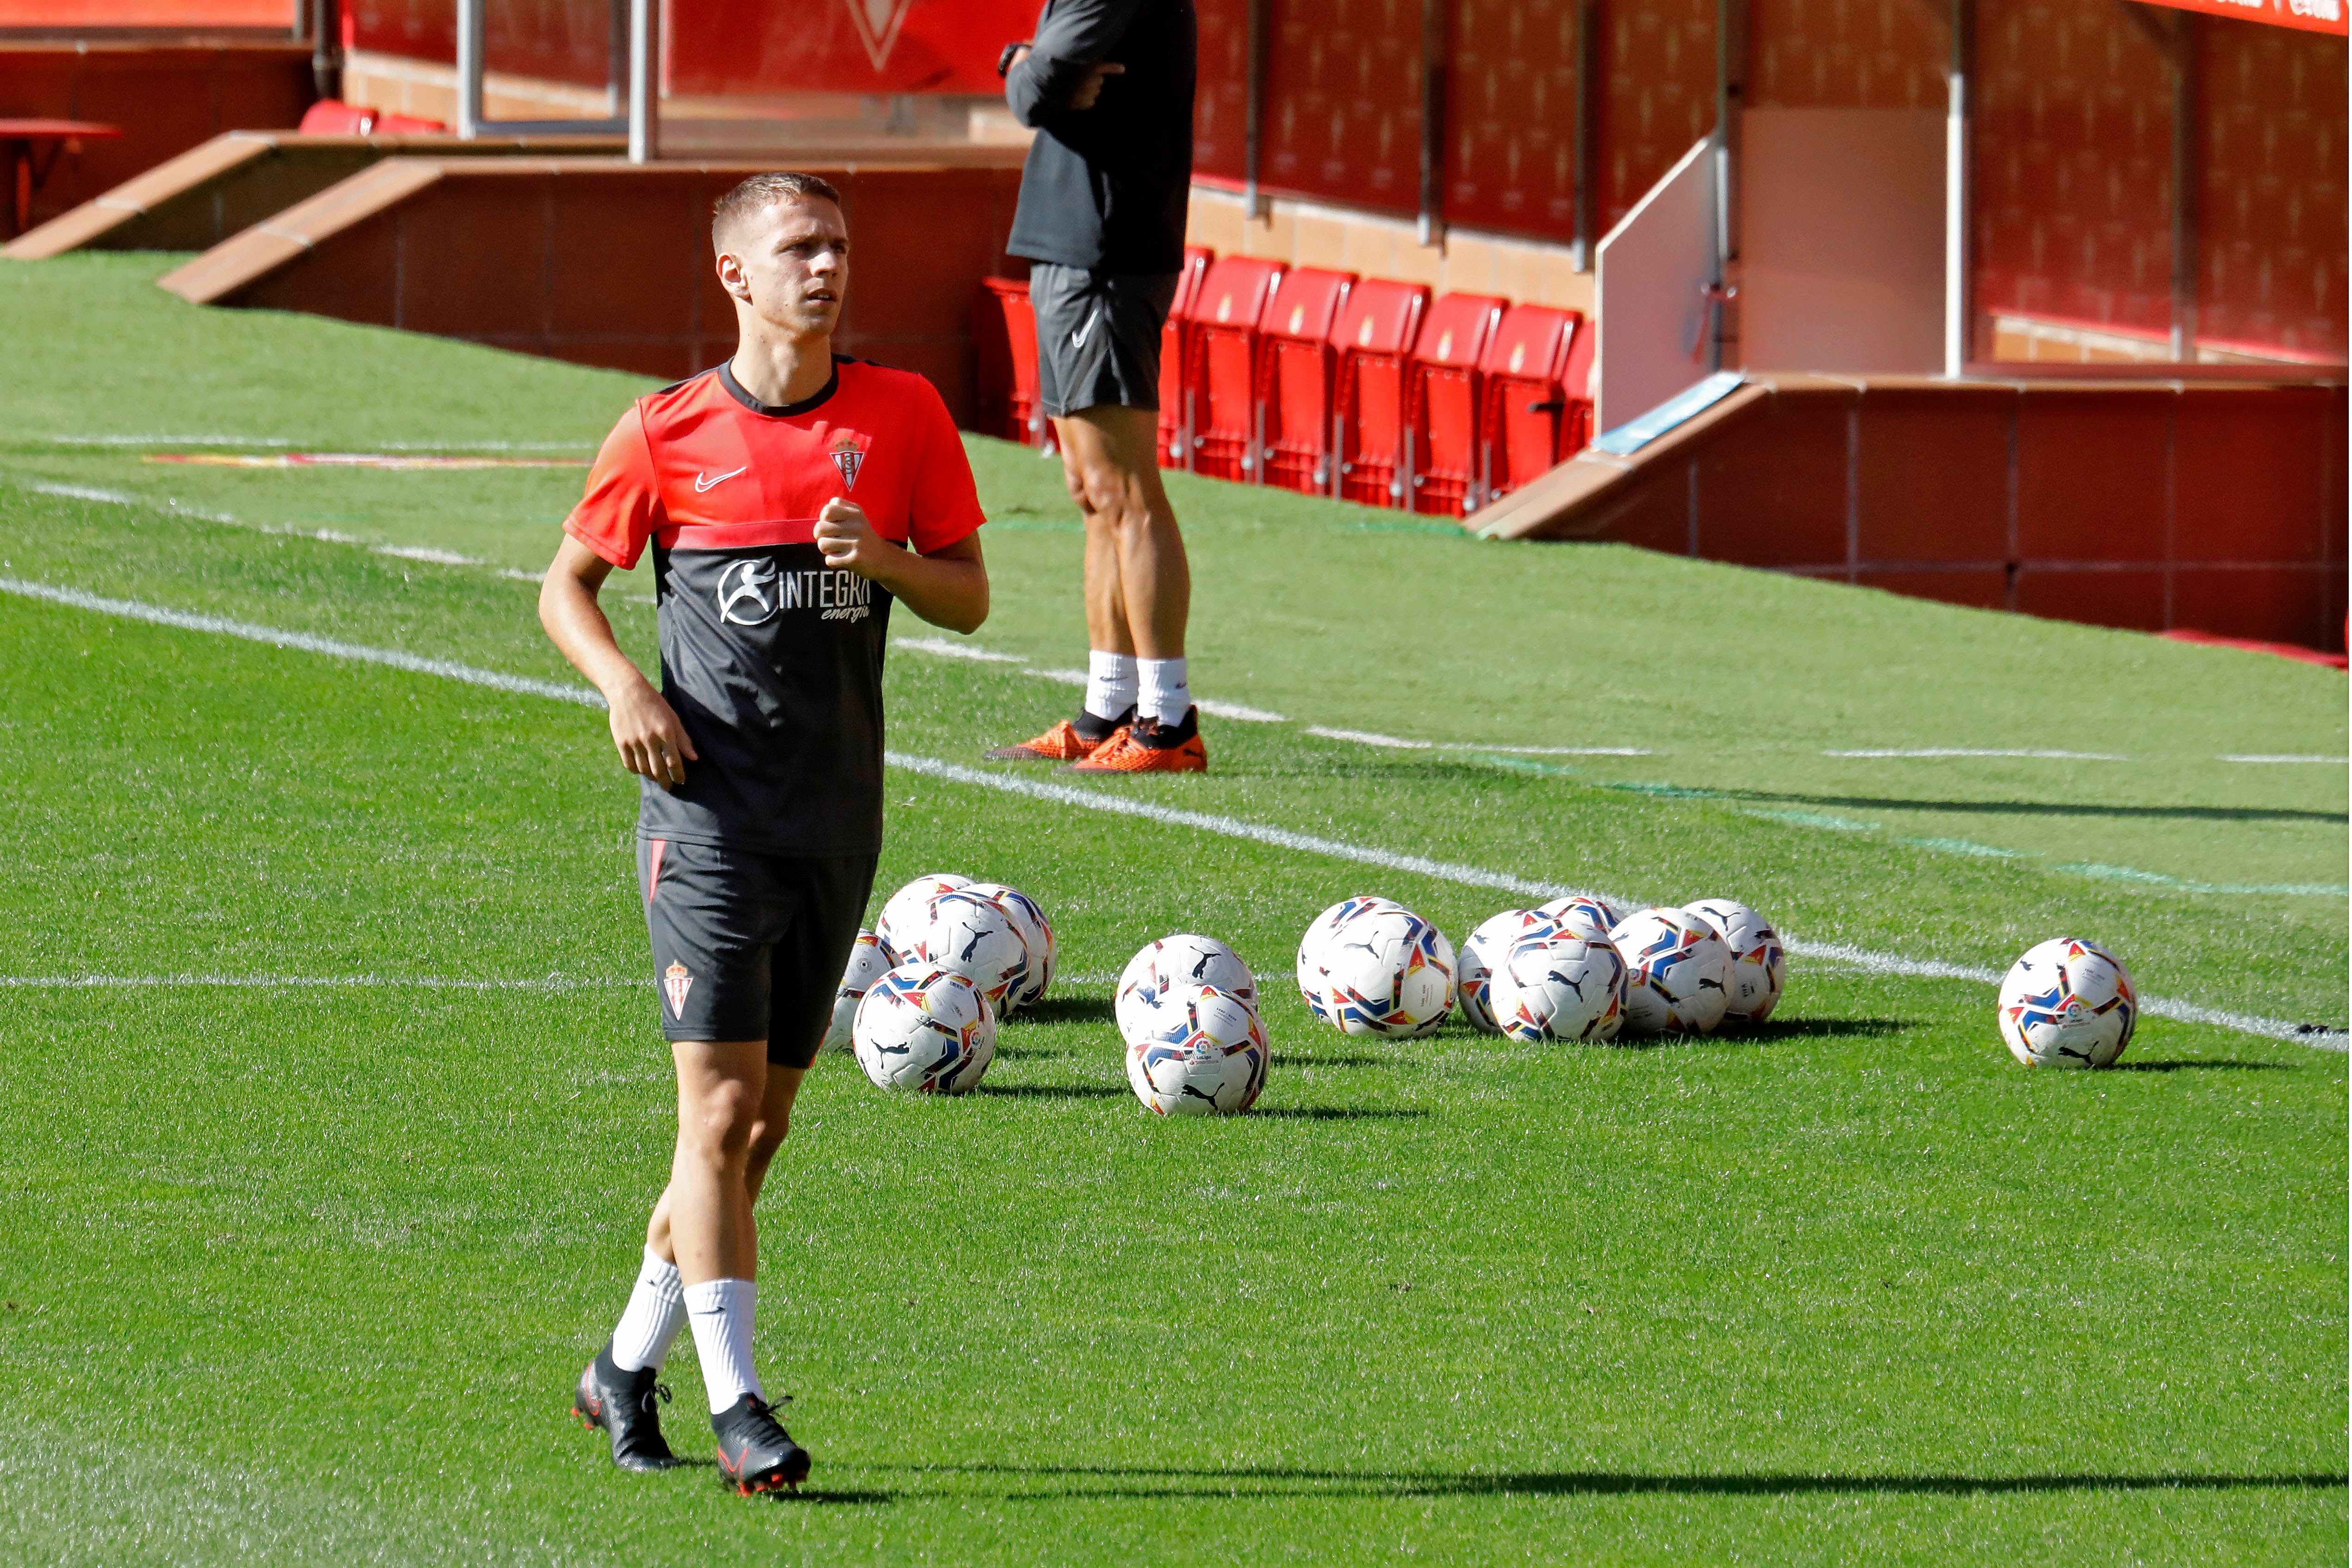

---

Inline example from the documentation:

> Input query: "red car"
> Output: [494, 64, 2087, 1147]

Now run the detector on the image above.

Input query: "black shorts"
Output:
[1030, 262, 1179, 418]
[637, 837, 879, 1067]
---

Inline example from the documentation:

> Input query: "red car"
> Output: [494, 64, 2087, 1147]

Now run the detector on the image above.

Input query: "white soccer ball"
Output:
[1535, 894, 1622, 945]
[1457, 909, 1561, 1034]
[1126, 984, 1270, 1115]
[1607, 907, 1735, 1035]
[851, 963, 997, 1093]
[1998, 937, 2137, 1068]
[914, 887, 1030, 1011]
[1118, 934, 1258, 1044]
[874, 872, 971, 961]
[821, 929, 895, 1054]
[1684, 898, 1786, 1023]
[968, 882, 1055, 1010]
[1294, 895, 1405, 1026]
[1488, 933, 1628, 1044]
[1316, 905, 1456, 1038]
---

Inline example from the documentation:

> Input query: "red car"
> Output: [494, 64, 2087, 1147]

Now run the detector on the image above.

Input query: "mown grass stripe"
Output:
[5, 577, 2341, 1051]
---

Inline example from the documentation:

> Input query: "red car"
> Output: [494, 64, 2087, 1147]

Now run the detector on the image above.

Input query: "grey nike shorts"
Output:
[637, 837, 879, 1067]
[1029, 262, 1180, 418]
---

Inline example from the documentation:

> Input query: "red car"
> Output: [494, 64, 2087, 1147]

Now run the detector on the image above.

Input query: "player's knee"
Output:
[681, 1076, 760, 1163]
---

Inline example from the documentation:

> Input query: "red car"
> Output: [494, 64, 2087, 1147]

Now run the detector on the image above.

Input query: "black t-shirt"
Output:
[1004, 0, 1196, 275]
[563, 360, 986, 854]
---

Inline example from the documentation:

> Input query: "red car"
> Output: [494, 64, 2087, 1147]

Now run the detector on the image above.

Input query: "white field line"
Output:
[6, 579, 2343, 1050]
[1304, 726, 1432, 749]
[15, 477, 520, 574]
[42, 434, 594, 451]
[1825, 748, 2130, 761]
[1460, 744, 1655, 756]
[0, 974, 641, 990]
[2220, 754, 2348, 764]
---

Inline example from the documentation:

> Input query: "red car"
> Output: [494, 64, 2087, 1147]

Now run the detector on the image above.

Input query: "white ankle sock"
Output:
[610, 1246, 687, 1373]
[1085, 651, 1138, 723]
[1137, 656, 1190, 724]
[683, 1277, 764, 1414]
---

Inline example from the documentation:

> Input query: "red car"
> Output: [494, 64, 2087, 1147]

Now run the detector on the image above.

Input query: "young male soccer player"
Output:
[538, 172, 990, 1494]
[986, 0, 1205, 774]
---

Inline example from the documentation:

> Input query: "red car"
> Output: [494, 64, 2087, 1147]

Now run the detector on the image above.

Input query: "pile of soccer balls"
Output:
[1297, 892, 1786, 1044]
[830, 873, 1054, 1096]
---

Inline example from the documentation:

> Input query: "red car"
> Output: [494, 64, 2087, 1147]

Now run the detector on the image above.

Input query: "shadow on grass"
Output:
[1016, 997, 1116, 1025]
[1252, 1106, 1430, 1120]
[758, 1487, 897, 1506]
[975, 1083, 1126, 1099]
[2113, 1059, 2295, 1072]
[1269, 1053, 1394, 1068]
[1728, 1017, 1913, 1042]
[903, 1461, 2345, 1501]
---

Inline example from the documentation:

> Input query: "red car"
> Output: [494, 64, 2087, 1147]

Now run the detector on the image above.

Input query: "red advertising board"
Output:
[668, 0, 1039, 96]
[2135, 0, 2347, 37]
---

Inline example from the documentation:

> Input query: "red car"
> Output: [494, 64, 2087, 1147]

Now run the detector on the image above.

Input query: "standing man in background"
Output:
[987, 0, 1205, 775]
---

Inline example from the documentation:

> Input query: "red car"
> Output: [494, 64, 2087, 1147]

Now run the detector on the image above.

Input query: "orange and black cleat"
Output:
[1066, 707, 1207, 775]
[712, 1393, 811, 1495]
[985, 707, 1132, 762]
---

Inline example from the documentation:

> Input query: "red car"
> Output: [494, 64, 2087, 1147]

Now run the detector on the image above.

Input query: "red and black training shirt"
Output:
[564, 358, 986, 855]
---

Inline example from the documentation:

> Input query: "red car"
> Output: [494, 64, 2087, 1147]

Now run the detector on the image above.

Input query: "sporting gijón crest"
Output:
[843, 0, 915, 70]
[662, 961, 694, 1019]
[829, 430, 868, 491]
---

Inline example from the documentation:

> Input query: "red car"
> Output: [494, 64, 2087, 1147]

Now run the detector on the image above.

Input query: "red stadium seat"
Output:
[1329, 279, 1430, 509]
[373, 112, 449, 135]
[1404, 292, 1506, 516]
[1182, 256, 1284, 481]
[1253, 267, 1355, 496]
[298, 99, 378, 135]
[1157, 245, 1213, 469]
[972, 276, 1052, 453]
[1475, 304, 1592, 508]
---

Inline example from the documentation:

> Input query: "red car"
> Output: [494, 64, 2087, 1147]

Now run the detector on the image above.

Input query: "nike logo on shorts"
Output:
[695, 465, 749, 492]
[1071, 309, 1099, 349]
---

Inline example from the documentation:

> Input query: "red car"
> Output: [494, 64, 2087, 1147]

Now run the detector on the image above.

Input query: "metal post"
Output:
[310, 0, 343, 103]
[1243, 0, 1268, 219]
[1417, 0, 1448, 247]
[2170, 13, 2199, 361]
[628, 0, 659, 163]
[455, 0, 485, 138]
[1943, 0, 1974, 375]
[1570, 0, 1597, 272]
[1714, 0, 1745, 265]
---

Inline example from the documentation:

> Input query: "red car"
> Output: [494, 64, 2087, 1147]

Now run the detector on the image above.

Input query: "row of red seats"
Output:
[972, 248, 1594, 517]
[297, 99, 450, 136]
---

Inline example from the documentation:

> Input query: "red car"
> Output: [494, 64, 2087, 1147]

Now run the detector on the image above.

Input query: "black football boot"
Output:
[711, 1393, 811, 1495]
[572, 1341, 681, 1472]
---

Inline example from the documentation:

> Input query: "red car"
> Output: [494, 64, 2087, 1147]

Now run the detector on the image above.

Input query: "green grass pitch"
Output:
[0, 255, 2343, 1563]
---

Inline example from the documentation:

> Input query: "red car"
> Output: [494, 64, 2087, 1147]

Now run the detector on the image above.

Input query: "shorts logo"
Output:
[829, 430, 867, 491]
[717, 558, 780, 626]
[662, 961, 694, 1019]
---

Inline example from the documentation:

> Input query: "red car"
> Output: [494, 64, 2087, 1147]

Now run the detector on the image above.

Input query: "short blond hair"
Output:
[712, 172, 843, 249]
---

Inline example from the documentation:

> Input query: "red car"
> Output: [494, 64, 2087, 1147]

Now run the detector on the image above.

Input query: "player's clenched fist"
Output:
[814, 496, 897, 579]
[607, 679, 698, 787]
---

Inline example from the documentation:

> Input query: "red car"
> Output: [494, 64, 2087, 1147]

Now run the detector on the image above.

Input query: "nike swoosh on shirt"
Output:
[694, 465, 749, 492]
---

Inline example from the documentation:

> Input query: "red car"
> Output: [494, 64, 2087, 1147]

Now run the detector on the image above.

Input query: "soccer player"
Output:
[538, 172, 990, 1494]
[986, 0, 1205, 774]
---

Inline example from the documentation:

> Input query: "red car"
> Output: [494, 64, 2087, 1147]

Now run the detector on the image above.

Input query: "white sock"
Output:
[1137, 656, 1191, 725]
[610, 1246, 687, 1373]
[683, 1277, 764, 1414]
[1084, 650, 1138, 723]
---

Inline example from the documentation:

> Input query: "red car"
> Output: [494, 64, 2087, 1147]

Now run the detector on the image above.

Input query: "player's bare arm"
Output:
[813, 497, 988, 633]
[538, 538, 698, 787]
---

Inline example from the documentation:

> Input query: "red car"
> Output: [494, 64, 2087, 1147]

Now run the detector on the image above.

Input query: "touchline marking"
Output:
[0, 578, 602, 707]
[1306, 727, 1433, 750]
[1825, 748, 2130, 761]
[0, 974, 641, 990]
[1455, 744, 1655, 756]
[2220, 754, 2348, 765]
[42, 434, 594, 451]
[8, 580, 2342, 1050]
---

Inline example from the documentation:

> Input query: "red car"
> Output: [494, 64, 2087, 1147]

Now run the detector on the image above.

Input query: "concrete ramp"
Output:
[153, 151, 1028, 422]
[1468, 371, 2348, 653]
[3, 130, 625, 259]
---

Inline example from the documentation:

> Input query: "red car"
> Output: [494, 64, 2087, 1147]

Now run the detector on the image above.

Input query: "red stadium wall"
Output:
[348, 0, 612, 89]
[0, 0, 291, 24]
[2199, 16, 2346, 358]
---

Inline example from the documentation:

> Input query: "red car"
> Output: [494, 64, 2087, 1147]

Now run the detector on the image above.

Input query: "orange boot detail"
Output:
[986, 719, 1115, 762]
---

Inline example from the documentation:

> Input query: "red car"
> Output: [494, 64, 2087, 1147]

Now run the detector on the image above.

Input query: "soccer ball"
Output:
[1607, 907, 1734, 1035]
[968, 881, 1054, 1010]
[1457, 909, 1561, 1033]
[1998, 937, 2136, 1068]
[1487, 933, 1627, 1044]
[874, 872, 970, 961]
[1294, 895, 1405, 1025]
[1535, 894, 1622, 944]
[852, 963, 997, 1093]
[821, 929, 895, 1054]
[1684, 898, 1786, 1024]
[1126, 984, 1270, 1115]
[1117, 934, 1258, 1044]
[913, 887, 1031, 1011]
[1316, 904, 1456, 1038]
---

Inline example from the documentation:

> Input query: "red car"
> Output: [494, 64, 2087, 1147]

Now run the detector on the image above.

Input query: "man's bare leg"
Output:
[644, 1060, 808, 1264]
[1059, 403, 1188, 660]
